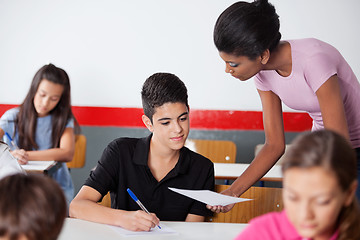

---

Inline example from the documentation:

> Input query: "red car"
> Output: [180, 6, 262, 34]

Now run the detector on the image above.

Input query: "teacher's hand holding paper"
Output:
[206, 188, 237, 213]
[168, 187, 251, 207]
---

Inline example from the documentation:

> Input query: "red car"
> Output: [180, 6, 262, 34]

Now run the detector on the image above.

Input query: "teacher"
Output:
[209, 0, 360, 212]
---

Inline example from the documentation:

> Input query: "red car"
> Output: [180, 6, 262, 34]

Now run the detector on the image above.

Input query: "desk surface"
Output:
[58, 218, 246, 240]
[214, 163, 283, 181]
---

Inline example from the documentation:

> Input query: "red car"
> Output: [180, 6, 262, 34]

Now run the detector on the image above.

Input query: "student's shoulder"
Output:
[107, 137, 140, 150]
[1, 108, 19, 119]
[100, 137, 141, 163]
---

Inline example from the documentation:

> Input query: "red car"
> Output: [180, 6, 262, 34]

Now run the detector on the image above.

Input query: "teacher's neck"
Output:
[263, 41, 292, 77]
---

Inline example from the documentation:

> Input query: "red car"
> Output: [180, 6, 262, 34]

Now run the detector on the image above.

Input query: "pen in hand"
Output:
[4, 132, 19, 150]
[4, 132, 28, 165]
[127, 188, 161, 229]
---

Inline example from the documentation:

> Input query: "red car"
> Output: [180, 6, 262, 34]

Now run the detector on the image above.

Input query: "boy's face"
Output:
[144, 102, 189, 151]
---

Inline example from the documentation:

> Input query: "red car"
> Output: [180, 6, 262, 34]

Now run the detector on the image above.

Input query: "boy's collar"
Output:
[132, 134, 152, 166]
[132, 134, 191, 175]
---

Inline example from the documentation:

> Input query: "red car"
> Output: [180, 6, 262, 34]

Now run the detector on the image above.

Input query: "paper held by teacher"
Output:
[169, 187, 252, 206]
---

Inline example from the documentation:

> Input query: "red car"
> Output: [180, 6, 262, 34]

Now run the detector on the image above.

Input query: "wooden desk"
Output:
[58, 218, 247, 240]
[214, 163, 283, 182]
[21, 161, 62, 176]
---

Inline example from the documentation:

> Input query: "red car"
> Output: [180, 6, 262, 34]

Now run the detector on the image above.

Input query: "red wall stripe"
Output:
[0, 104, 312, 131]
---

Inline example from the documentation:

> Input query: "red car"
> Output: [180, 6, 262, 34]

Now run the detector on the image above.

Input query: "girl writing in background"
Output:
[209, 0, 360, 213]
[0, 63, 80, 203]
[235, 130, 360, 240]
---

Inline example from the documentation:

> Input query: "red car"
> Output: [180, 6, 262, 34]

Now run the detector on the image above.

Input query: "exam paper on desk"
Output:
[20, 161, 55, 171]
[108, 223, 178, 236]
[0, 145, 24, 180]
[169, 187, 252, 206]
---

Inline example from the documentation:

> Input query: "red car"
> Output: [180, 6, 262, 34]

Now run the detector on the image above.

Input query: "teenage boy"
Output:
[70, 73, 214, 231]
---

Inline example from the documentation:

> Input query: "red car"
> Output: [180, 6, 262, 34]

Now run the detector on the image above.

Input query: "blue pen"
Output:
[127, 188, 161, 229]
[4, 132, 19, 150]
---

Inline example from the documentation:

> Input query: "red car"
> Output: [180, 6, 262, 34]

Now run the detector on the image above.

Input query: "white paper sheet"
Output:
[108, 223, 178, 236]
[0, 144, 24, 180]
[21, 161, 55, 171]
[169, 187, 252, 206]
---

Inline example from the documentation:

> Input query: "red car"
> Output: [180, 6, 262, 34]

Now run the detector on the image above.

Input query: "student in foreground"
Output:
[70, 73, 214, 231]
[0, 63, 80, 203]
[0, 173, 67, 240]
[235, 130, 360, 240]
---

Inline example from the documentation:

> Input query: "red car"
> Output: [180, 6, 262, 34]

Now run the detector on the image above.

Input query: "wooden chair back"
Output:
[98, 192, 111, 207]
[185, 139, 236, 163]
[206, 184, 283, 223]
[66, 134, 87, 169]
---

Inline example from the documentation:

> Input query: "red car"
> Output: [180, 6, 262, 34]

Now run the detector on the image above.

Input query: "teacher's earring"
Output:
[229, 70, 234, 73]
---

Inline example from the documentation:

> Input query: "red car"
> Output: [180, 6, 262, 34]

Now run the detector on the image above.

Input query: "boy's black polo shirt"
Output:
[85, 134, 214, 221]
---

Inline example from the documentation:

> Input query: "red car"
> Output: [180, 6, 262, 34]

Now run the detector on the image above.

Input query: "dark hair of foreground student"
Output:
[0, 173, 67, 240]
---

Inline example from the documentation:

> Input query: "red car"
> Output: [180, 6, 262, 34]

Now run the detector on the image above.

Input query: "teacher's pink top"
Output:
[255, 38, 360, 148]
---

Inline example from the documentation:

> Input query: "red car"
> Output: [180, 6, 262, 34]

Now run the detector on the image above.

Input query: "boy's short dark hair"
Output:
[141, 73, 189, 122]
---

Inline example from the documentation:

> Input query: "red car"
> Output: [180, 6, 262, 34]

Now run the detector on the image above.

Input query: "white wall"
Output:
[1, 0, 359, 111]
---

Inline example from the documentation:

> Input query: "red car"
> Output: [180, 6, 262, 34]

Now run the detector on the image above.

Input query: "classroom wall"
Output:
[1, 0, 359, 110]
[1, 0, 359, 192]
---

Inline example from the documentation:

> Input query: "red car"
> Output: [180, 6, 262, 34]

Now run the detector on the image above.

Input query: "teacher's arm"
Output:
[230, 90, 285, 195]
[208, 90, 285, 213]
[316, 74, 349, 141]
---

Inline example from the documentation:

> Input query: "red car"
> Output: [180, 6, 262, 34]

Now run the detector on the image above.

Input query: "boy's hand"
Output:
[121, 211, 160, 232]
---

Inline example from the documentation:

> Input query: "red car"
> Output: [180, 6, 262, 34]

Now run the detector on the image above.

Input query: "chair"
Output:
[98, 192, 111, 207]
[66, 134, 87, 169]
[206, 184, 283, 223]
[254, 144, 292, 165]
[185, 139, 236, 163]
